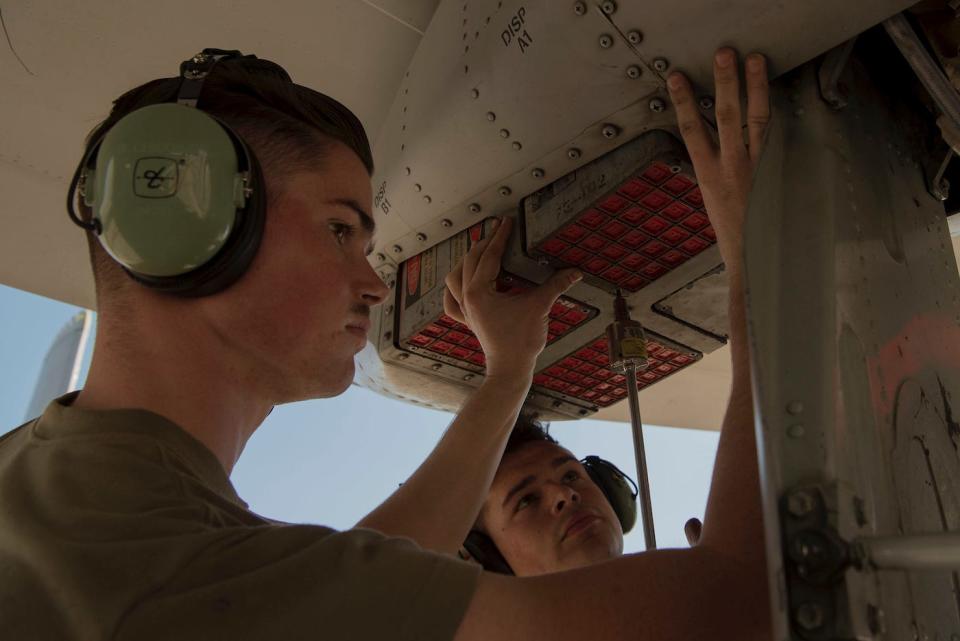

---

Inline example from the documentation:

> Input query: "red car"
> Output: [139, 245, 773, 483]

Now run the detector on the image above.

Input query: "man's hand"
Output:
[667, 48, 769, 267]
[443, 217, 582, 379]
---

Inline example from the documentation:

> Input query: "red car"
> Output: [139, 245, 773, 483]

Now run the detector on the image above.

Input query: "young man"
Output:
[0, 47, 771, 641]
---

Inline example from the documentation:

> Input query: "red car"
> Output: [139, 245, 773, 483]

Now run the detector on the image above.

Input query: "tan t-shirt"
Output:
[0, 393, 479, 641]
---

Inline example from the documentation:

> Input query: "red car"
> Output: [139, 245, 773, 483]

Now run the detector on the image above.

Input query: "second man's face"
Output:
[479, 441, 624, 576]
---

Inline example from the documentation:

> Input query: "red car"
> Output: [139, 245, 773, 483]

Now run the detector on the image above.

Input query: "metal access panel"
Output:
[746, 39, 960, 641]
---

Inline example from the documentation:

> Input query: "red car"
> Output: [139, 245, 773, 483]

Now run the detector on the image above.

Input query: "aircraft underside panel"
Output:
[747, 51, 960, 641]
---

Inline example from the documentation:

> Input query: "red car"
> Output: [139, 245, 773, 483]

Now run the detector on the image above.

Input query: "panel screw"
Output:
[699, 96, 715, 109]
[795, 603, 824, 631]
[385, 305, 394, 314]
[573, 1, 587, 15]
[787, 400, 804, 415]
[787, 424, 806, 438]
[392, 245, 403, 253]
[499, 128, 510, 138]
[431, 363, 442, 371]
[471, 88, 480, 99]
[423, 195, 432, 204]
[397, 352, 409, 360]
[498, 186, 512, 196]
[463, 374, 475, 381]
[531, 167, 546, 179]
[567, 147, 582, 160]
[653, 58, 670, 72]
[626, 65, 642, 79]
[579, 409, 588, 415]
[405, 167, 411, 175]
[416, 232, 427, 241]
[512, 141, 523, 150]
[376, 253, 387, 262]
[486, 111, 496, 122]
[468, 203, 482, 213]
[600, 0, 617, 14]
[414, 183, 422, 192]
[787, 490, 816, 517]
[670, 164, 682, 174]
[599, 34, 614, 49]
[649, 98, 667, 112]
[537, 256, 551, 266]
[602, 123, 620, 138]
[627, 30, 643, 44]
[441, 218, 453, 227]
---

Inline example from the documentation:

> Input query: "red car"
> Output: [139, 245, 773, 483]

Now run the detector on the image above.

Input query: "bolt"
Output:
[600, 0, 617, 14]
[670, 164, 682, 174]
[787, 490, 816, 518]
[423, 195, 432, 204]
[416, 232, 427, 241]
[512, 141, 523, 150]
[602, 123, 620, 138]
[441, 218, 453, 228]
[626, 65, 642, 79]
[463, 374, 475, 381]
[787, 424, 805, 438]
[385, 305, 394, 314]
[579, 409, 588, 415]
[532, 167, 545, 179]
[468, 203, 482, 213]
[537, 256, 551, 266]
[573, 1, 587, 15]
[470, 88, 479, 99]
[397, 352, 409, 360]
[431, 363, 442, 371]
[653, 58, 670, 72]
[498, 186, 512, 196]
[486, 111, 496, 122]
[414, 183, 422, 192]
[567, 147, 582, 160]
[787, 400, 804, 415]
[499, 128, 510, 138]
[404, 167, 411, 175]
[626, 30, 643, 45]
[391, 245, 403, 253]
[649, 98, 667, 112]
[795, 603, 824, 631]
[376, 253, 386, 262]
[599, 34, 614, 49]
[699, 96, 715, 110]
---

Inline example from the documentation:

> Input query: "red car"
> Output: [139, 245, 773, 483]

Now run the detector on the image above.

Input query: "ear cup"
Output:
[582, 456, 639, 534]
[463, 530, 513, 575]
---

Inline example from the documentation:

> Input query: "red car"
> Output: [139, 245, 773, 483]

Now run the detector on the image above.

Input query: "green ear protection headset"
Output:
[67, 48, 271, 297]
[463, 456, 639, 574]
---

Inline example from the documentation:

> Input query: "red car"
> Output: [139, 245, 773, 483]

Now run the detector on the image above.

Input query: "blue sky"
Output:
[0, 283, 719, 553]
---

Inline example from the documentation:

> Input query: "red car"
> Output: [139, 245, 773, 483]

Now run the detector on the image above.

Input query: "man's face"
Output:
[197, 142, 389, 402]
[479, 441, 624, 576]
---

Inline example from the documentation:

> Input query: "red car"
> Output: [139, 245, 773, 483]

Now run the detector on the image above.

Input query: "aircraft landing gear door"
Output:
[746, 30, 960, 641]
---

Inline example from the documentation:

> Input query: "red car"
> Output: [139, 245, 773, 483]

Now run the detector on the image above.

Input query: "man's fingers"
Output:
[713, 48, 745, 158]
[445, 261, 464, 306]
[443, 287, 466, 324]
[745, 53, 770, 165]
[474, 217, 513, 284]
[534, 268, 582, 308]
[461, 235, 491, 286]
[667, 72, 715, 169]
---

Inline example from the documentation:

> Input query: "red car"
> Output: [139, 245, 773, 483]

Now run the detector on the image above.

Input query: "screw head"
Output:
[391, 245, 403, 253]
[626, 65, 642, 79]
[431, 363, 442, 371]
[601, 123, 620, 138]
[573, 1, 587, 15]
[649, 98, 667, 113]
[787, 424, 806, 438]
[653, 58, 669, 72]
[531, 167, 545, 179]
[699, 95, 715, 110]
[552, 400, 563, 408]
[423, 195, 432, 204]
[463, 374, 475, 381]
[627, 30, 643, 44]
[600, 0, 617, 14]
[599, 34, 614, 49]
[416, 232, 427, 241]
[385, 305, 394, 314]
[512, 141, 523, 150]
[498, 186, 512, 196]
[441, 218, 453, 228]
[567, 147, 582, 160]
[499, 128, 510, 138]
[579, 409, 588, 415]
[470, 88, 479, 99]
[486, 111, 496, 122]
[786, 400, 804, 415]
[397, 352, 409, 360]
[376, 253, 387, 262]
[414, 183, 422, 192]
[787, 490, 816, 518]
[468, 203, 482, 213]
[795, 603, 824, 631]
[386, 280, 395, 289]
[670, 164, 682, 174]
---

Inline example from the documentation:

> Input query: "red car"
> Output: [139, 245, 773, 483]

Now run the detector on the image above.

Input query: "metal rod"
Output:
[625, 366, 656, 550]
[884, 13, 960, 133]
[856, 532, 960, 570]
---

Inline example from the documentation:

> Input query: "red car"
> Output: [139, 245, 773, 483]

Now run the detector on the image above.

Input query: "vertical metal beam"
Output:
[626, 367, 656, 550]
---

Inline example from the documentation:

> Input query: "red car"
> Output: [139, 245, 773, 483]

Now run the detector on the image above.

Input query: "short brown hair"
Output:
[78, 53, 371, 298]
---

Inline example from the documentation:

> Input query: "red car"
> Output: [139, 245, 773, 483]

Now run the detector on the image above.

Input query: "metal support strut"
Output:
[606, 290, 656, 550]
